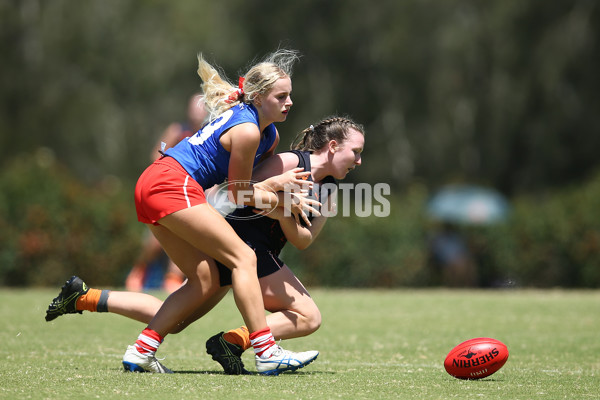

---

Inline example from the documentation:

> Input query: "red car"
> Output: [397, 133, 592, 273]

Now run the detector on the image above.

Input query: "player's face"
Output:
[255, 76, 293, 124]
[188, 95, 208, 131]
[330, 129, 364, 179]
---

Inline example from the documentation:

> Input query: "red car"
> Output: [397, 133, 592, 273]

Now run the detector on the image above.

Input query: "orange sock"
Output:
[75, 288, 102, 312]
[223, 326, 251, 351]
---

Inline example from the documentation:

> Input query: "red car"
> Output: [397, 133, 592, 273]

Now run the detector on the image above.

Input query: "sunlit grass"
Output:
[1, 288, 598, 399]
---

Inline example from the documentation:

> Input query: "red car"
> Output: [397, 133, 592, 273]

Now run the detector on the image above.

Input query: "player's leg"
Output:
[156, 204, 305, 370]
[123, 217, 222, 373]
[130, 157, 296, 372]
[126, 204, 294, 374]
[146, 206, 261, 336]
[45, 273, 229, 330]
[208, 257, 320, 375]
[262, 264, 322, 339]
[169, 286, 229, 334]
[220, 265, 322, 342]
[251, 263, 321, 375]
[45, 277, 165, 324]
[105, 291, 164, 324]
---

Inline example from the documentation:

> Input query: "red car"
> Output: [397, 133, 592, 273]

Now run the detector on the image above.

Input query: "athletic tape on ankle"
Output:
[97, 290, 110, 312]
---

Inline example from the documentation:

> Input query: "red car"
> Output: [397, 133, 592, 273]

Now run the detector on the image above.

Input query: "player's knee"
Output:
[304, 305, 322, 334]
[231, 247, 257, 272]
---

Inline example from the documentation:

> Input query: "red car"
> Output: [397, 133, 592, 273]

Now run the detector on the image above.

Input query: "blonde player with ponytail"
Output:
[121, 49, 321, 374]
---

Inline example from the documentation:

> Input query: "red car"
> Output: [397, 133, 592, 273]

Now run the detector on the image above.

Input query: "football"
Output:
[444, 337, 509, 380]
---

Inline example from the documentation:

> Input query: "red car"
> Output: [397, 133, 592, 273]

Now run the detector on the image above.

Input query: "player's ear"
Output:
[328, 140, 339, 153]
[253, 93, 262, 107]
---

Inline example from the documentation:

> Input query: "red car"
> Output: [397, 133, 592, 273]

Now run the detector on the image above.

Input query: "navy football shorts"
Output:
[216, 250, 285, 287]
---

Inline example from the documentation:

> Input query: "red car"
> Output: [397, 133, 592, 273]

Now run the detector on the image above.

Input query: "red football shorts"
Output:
[135, 156, 207, 225]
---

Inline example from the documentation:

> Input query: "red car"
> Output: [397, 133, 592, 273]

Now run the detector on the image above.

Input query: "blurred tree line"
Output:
[1, 0, 599, 287]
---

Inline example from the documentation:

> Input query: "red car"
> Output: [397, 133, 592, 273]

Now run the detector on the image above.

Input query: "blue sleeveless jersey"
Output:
[164, 103, 276, 188]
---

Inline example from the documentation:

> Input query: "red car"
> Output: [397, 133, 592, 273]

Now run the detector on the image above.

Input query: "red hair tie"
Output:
[226, 76, 245, 103]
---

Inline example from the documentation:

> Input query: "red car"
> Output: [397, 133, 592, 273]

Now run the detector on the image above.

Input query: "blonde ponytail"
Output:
[197, 49, 301, 121]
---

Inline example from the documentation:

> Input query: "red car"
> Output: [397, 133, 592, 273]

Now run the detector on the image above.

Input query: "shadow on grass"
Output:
[448, 377, 505, 382]
[174, 370, 336, 376]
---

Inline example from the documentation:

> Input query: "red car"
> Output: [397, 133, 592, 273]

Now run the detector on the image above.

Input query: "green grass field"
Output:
[1, 288, 598, 399]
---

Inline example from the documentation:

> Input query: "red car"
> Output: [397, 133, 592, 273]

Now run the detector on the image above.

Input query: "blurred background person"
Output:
[125, 93, 208, 293]
[428, 222, 478, 287]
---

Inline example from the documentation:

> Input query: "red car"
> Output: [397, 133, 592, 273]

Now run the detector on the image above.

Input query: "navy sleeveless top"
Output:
[226, 150, 336, 254]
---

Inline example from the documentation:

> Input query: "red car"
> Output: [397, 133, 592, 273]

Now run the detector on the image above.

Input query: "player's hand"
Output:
[283, 190, 321, 226]
[266, 168, 313, 192]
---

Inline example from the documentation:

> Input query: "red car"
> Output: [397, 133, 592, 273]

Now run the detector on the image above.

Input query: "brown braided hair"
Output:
[291, 116, 365, 151]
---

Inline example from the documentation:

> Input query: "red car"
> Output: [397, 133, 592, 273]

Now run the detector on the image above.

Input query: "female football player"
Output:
[124, 49, 319, 374]
[46, 116, 365, 375]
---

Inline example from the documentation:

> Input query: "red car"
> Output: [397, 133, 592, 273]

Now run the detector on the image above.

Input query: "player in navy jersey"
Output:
[205, 116, 365, 374]
[45, 117, 365, 375]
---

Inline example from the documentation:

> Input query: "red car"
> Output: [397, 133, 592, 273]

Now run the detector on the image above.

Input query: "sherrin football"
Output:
[444, 337, 509, 380]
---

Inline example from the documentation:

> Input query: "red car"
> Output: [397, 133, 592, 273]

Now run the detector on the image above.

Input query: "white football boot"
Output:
[122, 345, 173, 373]
[255, 345, 319, 376]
